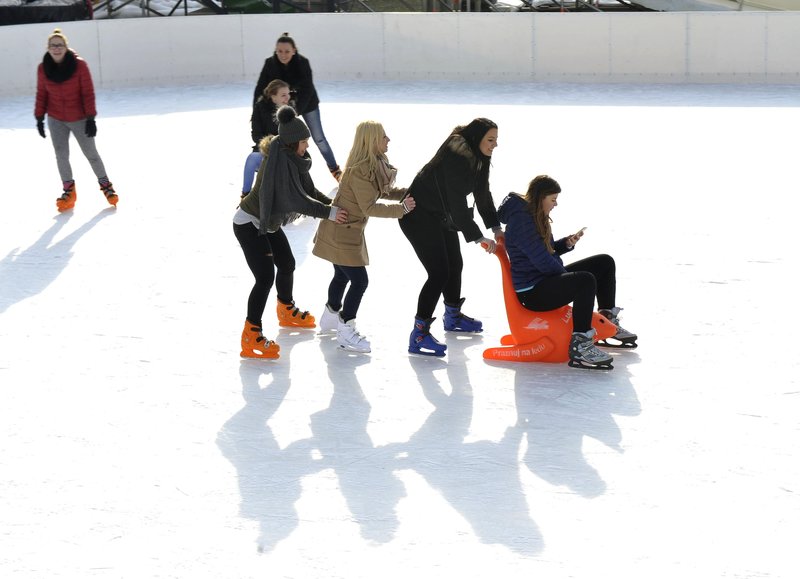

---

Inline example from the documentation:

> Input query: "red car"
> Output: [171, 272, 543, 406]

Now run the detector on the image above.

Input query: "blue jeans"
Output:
[242, 151, 263, 194]
[302, 108, 338, 171]
[327, 264, 368, 323]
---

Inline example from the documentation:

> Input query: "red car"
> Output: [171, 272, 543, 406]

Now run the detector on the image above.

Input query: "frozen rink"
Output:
[2, 80, 800, 578]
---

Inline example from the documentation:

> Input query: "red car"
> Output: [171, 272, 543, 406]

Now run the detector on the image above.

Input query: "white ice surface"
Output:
[2, 81, 800, 578]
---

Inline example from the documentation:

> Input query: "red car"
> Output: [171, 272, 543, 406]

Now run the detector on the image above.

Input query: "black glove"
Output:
[85, 117, 97, 138]
[36, 116, 46, 138]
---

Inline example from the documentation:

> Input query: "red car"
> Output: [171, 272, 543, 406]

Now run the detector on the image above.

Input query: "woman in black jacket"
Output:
[241, 79, 290, 197]
[253, 33, 341, 182]
[399, 118, 504, 357]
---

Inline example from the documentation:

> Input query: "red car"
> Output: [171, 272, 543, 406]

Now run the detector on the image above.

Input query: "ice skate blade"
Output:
[338, 343, 370, 354]
[279, 320, 316, 329]
[444, 327, 483, 333]
[240, 350, 280, 359]
[598, 338, 638, 349]
[408, 347, 446, 358]
[568, 359, 613, 370]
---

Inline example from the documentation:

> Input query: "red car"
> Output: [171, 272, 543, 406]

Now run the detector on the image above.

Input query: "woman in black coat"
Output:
[253, 33, 341, 181]
[399, 118, 504, 357]
[241, 79, 290, 196]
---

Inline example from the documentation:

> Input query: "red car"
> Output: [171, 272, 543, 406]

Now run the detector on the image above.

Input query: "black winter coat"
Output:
[250, 97, 279, 151]
[253, 53, 320, 115]
[405, 135, 500, 243]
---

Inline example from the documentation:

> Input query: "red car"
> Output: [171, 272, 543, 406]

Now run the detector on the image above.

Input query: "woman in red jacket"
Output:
[35, 29, 117, 212]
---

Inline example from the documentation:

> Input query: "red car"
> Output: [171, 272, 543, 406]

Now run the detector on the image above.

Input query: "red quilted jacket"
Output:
[34, 51, 97, 123]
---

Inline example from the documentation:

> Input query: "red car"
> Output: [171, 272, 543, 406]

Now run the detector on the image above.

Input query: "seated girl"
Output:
[497, 175, 637, 369]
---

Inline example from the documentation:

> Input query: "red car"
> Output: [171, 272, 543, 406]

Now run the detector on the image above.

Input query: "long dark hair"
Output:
[420, 118, 497, 176]
[524, 175, 561, 254]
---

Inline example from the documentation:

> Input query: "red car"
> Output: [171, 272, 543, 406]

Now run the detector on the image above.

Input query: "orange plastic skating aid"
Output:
[240, 320, 280, 359]
[483, 238, 616, 363]
[101, 182, 118, 206]
[276, 300, 316, 328]
[56, 184, 77, 212]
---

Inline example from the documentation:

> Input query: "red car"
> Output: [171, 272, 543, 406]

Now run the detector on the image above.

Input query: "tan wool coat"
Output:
[312, 163, 406, 267]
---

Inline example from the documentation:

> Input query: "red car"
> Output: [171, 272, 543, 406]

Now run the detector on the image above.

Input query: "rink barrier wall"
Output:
[3, 11, 800, 97]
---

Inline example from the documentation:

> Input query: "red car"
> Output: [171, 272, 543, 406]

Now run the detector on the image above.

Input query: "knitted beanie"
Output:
[48, 28, 69, 47]
[276, 105, 310, 144]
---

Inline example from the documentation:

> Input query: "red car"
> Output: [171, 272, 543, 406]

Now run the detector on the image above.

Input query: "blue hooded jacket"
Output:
[497, 193, 573, 291]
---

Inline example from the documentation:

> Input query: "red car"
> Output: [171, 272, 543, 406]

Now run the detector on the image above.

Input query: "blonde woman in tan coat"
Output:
[312, 121, 416, 353]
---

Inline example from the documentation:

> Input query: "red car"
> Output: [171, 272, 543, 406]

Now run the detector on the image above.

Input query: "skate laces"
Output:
[289, 305, 310, 320]
[574, 335, 593, 353]
[601, 307, 633, 338]
[344, 321, 367, 343]
[454, 311, 476, 322]
[256, 335, 277, 349]
[614, 322, 633, 337]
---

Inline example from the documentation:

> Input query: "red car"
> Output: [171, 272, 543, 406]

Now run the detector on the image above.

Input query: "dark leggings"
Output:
[326, 264, 369, 323]
[516, 254, 616, 333]
[399, 209, 463, 320]
[233, 223, 296, 326]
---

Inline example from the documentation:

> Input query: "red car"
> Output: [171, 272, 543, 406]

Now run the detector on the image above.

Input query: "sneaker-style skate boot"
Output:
[318, 304, 340, 334]
[568, 329, 613, 370]
[598, 307, 638, 348]
[240, 320, 280, 359]
[409, 317, 447, 357]
[337, 317, 371, 353]
[100, 182, 118, 206]
[56, 183, 77, 212]
[443, 298, 483, 332]
[277, 299, 316, 328]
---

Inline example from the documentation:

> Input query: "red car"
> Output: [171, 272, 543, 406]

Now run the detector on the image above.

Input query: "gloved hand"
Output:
[85, 117, 97, 138]
[478, 237, 497, 254]
[36, 116, 46, 138]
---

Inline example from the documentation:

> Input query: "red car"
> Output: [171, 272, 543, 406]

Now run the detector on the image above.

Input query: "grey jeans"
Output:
[47, 117, 107, 183]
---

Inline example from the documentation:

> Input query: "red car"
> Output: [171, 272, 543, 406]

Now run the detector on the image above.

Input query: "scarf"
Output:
[375, 158, 397, 195]
[43, 50, 78, 83]
[258, 138, 314, 234]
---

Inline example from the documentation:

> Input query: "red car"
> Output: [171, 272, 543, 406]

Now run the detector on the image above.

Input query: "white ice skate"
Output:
[337, 317, 371, 353]
[319, 304, 340, 334]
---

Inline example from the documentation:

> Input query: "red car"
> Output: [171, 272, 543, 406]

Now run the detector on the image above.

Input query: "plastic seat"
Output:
[483, 238, 616, 363]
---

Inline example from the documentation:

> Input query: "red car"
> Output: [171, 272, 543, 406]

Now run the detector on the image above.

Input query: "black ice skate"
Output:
[598, 307, 638, 349]
[568, 330, 614, 370]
